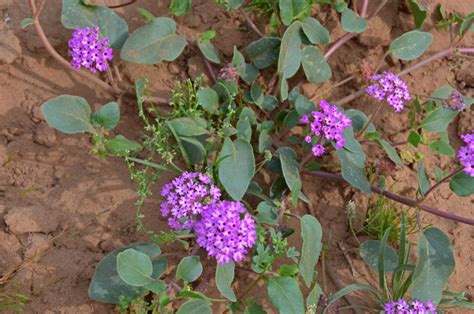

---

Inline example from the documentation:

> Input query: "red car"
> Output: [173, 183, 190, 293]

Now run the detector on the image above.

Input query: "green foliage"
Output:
[117, 249, 153, 286]
[301, 17, 330, 45]
[216, 262, 237, 301]
[169, 0, 192, 16]
[408, 0, 427, 29]
[42, 95, 95, 134]
[449, 172, 474, 197]
[120, 17, 186, 64]
[91, 102, 120, 131]
[277, 22, 302, 79]
[267, 276, 305, 314]
[177, 299, 212, 313]
[411, 227, 455, 305]
[61, 0, 129, 48]
[279, 0, 311, 26]
[298, 215, 322, 287]
[198, 34, 221, 64]
[0, 290, 29, 313]
[341, 8, 367, 33]
[359, 240, 399, 272]
[417, 160, 431, 196]
[389, 30, 432, 60]
[301, 46, 332, 83]
[176, 256, 203, 282]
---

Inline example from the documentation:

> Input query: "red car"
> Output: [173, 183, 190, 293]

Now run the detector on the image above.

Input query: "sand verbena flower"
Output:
[367, 71, 411, 112]
[68, 25, 113, 73]
[457, 130, 474, 177]
[443, 90, 465, 111]
[383, 299, 436, 314]
[301, 100, 352, 157]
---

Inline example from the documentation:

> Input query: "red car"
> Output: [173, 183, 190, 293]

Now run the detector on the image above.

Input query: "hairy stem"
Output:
[303, 170, 474, 225]
[28, 0, 116, 95]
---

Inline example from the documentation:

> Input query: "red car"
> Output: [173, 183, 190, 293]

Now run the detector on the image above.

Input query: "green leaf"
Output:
[169, 0, 192, 16]
[240, 107, 258, 125]
[306, 283, 323, 308]
[216, 262, 237, 302]
[258, 130, 273, 153]
[278, 147, 302, 195]
[116, 249, 153, 286]
[197, 88, 219, 114]
[41, 95, 94, 134]
[218, 138, 255, 200]
[411, 228, 455, 305]
[341, 8, 367, 33]
[449, 172, 474, 197]
[237, 117, 252, 142]
[460, 12, 474, 35]
[144, 280, 165, 294]
[301, 46, 332, 83]
[225, 0, 245, 10]
[262, 96, 278, 112]
[267, 276, 305, 314]
[336, 127, 371, 193]
[421, 107, 458, 133]
[20, 18, 34, 29]
[295, 94, 314, 115]
[408, 130, 422, 147]
[428, 140, 455, 156]
[278, 22, 302, 79]
[198, 39, 221, 64]
[201, 30, 217, 41]
[251, 81, 264, 106]
[120, 17, 186, 64]
[389, 30, 433, 61]
[168, 117, 208, 136]
[244, 301, 267, 314]
[246, 37, 281, 69]
[301, 17, 330, 45]
[88, 243, 161, 304]
[137, 7, 155, 23]
[280, 77, 289, 101]
[283, 110, 299, 129]
[299, 215, 322, 288]
[376, 139, 404, 168]
[91, 101, 120, 130]
[417, 160, 431, 196]
[360, 240, 399, 272]
[256, 201, 279, 224]
[346, 109, 369, 133]
[408, 0, 427, 29]
[61, 0, 129, 48]
[176, 256, 203, 283]
[106, 135, 142, 156]
[177, 299, 212, 314]
[279, 0, 311, 26]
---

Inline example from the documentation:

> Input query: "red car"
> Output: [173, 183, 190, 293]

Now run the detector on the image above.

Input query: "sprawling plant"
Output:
[25, 0, 473, 313]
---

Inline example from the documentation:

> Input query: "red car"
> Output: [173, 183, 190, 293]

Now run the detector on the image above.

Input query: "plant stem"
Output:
[239, 7, 264, 37]
[303, 170, 474, 225]
[360, 0, 369, 17]
[28, 0, 116, 95]
[324, 0, 388, 59]
[105, 0, 137, 9]
[357, 102, 384, 137]
[419, 167, 463, 203]
[237, 273, 265, 301]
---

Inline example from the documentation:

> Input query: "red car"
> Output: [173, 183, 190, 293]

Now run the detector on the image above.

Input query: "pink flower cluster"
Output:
[68, 25, 113, 73]
[457, 130, 474, 177]
[383, 299, 436, 314]
[301, 100, 352, 157]
[367, 71, 411, 112]
[160, 172, 256, 264]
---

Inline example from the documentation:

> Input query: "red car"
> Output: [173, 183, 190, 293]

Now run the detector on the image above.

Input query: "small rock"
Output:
[31, 106, 44, 123]
[24, 234, 51, 259]
[187, 55, 210, 83]
[0, 231, 22, 270]
[358, 15, 392, 48]
[4, 206, 60, 234]
[187, 14, 202, 28]
[0, 21, 22, 64]
[168, 63, 181, 75]
[34, 124, 57, 147]
[456, 62, 474, 87]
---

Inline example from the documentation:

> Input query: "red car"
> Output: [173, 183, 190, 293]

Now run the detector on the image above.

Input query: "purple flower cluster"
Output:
[442, 90, 465, 111]
[457, 130, 474, 177]
[383, 299, 436, 314]
[160, 172, 221, 230]
[301, 100, 352, 157]
[160, 172, 256, 264]
[217, 63, 240, 82]
[68, 25, 113, 73]
[367, 71, 411, 112]
[195, 201, 256, 264]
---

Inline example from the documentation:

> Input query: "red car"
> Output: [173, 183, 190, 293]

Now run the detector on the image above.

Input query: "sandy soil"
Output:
[0, 0, 472, 313]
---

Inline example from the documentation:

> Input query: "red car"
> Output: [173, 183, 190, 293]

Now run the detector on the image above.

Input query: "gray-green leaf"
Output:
[41, 95, 94, 134]
[216, 262, 237, 302]
[198, 39, 221, 64]
[91, 101, 120, 130]
[268, 276, 305, 314]
[449, 172, 474, 197]
[176, 256, 203, 282]
[278, 147, 301, 194]
[299, 215, 322, 287]
[218, 138, 255, 200]
[116, 249, 153, 287]
[408, 0, 427, 29]
[421, 107, 458, 133]
[61, 0, 129, 48]
[120, 17, 186, 64]
[177, 299, 212, 314]
[417, 160, 431, 196]
[359, 240, 399, 272]
[301, 17, 330, 45]
[197, 87, 219, 114]
[106, 135, 142, 156]
[376, 139, 404, 168]
[246, 37, 281, 69]
[341, 8, 367, 33]
[389, 30, 432, 61]
[411, 228, 455, 305]
[278, 22, 302, 79]
[301, 46, 332, 83]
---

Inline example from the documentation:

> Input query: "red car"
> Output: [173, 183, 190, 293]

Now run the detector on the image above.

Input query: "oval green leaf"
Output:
[389, 30, 433, 61]
[301, 46, 332, 83]
[197, 87, 219, 114]
[360, 240, 399, 272]
[341, 8, 367, 33]
[301, 17, 330, 45]
[176, 256, 203, 283]
[216, 262, 237, 302]
[246, 37, 281, 69]
[41, 95, 94, 134]
[299, 215, 323, 287]
[106, 135, 142, 156]
[177, 299, 212, 314]
[91, 101, 120, 130]
[198, 39, 221, 64]
[268, 276, 305, 314]
[116, 248, 153, 287]
[449, 172, 474, 197]
[278, 22, 302, 79]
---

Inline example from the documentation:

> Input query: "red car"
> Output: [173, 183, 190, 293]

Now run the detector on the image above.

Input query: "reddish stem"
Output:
[106, 0, 137, 9]
[303, 170, 474, 225]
